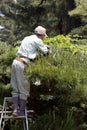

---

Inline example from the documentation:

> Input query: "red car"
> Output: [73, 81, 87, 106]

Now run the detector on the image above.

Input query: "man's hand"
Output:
[46, 45, 50, 49]
[43, 45, 51, 56]
[46, 45, 52, 54]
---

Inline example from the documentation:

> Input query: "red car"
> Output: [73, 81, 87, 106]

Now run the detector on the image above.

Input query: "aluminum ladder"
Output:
[0, 97, 29, 130]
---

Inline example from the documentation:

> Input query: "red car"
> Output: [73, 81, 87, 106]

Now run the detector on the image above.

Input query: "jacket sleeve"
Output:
[35, 39, 49, 54]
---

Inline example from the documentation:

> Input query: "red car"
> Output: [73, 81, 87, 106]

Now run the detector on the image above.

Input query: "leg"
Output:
[11, 60, 19, 97]
[10, 60, 19, 116]
[15, 61, 29, 99]
[19, 99, 26, 116]
[15, 61, 29, 116]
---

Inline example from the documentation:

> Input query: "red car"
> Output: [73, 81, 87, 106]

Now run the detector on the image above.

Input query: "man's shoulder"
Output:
[30, 35, 42, 42]
[23, 35, 42, 43]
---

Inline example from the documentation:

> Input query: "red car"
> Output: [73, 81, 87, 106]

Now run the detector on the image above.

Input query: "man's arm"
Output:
[36, 40, 50, 55]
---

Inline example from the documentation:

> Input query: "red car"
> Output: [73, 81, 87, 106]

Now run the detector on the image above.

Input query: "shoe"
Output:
[12, 109, 18, 116]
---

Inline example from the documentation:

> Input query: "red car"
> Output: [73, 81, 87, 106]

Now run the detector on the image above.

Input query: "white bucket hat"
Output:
[34, 26, 47, 37]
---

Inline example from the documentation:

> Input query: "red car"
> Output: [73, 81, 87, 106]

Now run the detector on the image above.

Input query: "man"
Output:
[11, 26, 50, 116]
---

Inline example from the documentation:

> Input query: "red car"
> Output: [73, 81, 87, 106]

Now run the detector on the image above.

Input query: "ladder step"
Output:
[0, 110, 34, 114]
[0, 111, 12, 114]
[4, 97, 12, 102]
[3, 115, 26, 119]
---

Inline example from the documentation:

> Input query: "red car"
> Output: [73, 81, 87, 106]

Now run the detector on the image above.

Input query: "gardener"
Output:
[10, 26, 50, 116]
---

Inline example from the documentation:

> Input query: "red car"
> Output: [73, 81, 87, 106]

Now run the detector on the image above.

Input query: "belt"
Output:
[15, 57, 28, 65]
[19, 56, 36, 62]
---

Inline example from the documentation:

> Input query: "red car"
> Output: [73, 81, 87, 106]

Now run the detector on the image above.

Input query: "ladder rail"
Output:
[0, 97, 6, 128]
[25, 108, 29, 130]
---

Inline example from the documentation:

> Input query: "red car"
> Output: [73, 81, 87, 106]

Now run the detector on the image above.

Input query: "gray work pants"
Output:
[11, 59, 30, 100]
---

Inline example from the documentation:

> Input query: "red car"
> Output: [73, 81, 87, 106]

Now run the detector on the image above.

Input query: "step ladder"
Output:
[0, 97, 29, 130]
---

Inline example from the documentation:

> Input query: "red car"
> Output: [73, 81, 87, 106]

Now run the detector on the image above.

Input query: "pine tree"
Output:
[68, 0, 87, 36]
[0, 0, 84, 44]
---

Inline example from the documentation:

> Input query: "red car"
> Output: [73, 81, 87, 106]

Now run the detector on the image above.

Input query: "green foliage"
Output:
[0, 0, 78, 44]
[25, 35, 87, 128]
[0, 41, 17, 84]
[1, 35, 87, 129]
[0, 0, 87, 129]
[70, 25, 87, 37]
[69, 0, 87, 36]
[30, 111, 77, 130]
[0, 83, 11, 103]
[27, 35, 87, 83]
[69, 0, 87, 17]
[0, 42, 17, 65]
